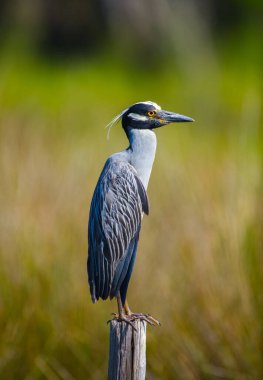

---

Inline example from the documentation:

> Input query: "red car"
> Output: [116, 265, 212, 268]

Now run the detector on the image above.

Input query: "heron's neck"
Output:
[127, 128, 157, 189]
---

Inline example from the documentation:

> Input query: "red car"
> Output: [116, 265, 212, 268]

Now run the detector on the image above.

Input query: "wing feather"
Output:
[87, 157, 149, 302]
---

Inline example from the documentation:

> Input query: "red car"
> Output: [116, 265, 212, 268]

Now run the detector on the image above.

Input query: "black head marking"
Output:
[122, 101, 162, 132]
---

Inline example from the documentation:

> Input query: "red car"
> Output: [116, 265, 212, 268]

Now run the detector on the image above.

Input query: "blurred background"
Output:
[0, 0, 263, 379]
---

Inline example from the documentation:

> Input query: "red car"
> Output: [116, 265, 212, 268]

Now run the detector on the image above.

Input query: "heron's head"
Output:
[122, 101, 194, 132]
[105, 101, 194, 139]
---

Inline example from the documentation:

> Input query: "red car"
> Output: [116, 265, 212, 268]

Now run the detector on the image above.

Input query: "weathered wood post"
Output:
[108, 320, 147, 380]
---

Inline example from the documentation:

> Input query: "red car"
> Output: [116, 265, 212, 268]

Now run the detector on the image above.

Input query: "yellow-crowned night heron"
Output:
[87, 101, 193, 326]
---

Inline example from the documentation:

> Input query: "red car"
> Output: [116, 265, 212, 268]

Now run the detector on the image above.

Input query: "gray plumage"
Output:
[88, 157, 149, 304]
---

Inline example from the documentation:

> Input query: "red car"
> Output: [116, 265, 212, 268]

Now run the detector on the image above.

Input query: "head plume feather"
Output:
[105, 108, 128, 140]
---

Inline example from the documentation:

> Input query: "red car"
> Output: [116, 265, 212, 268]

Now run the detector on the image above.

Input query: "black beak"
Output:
[160, 110, 194, 123]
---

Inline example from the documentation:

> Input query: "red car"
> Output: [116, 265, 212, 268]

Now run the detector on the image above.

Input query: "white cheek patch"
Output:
[128, 113, 149, 122]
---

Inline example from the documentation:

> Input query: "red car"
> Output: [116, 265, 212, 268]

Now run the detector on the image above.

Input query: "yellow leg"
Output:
[117, 293, 124, 316]
[124, 300, 132, 316]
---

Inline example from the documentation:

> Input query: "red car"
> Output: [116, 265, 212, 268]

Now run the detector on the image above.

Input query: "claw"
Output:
[146, 315, 161, 326]
[129, 313, 161, 326]
[108, 311, 161, 328]
[131, 315, 155, 326]
[119, 316, 138, 331]
[108, 314, 138, 331]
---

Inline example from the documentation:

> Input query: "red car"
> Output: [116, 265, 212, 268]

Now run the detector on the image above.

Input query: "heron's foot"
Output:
[107, 313, 138, 331]
[127, 312, 161, 327]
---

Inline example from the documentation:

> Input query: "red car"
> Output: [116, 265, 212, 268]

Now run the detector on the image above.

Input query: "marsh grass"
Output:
[0, 47, 262, 379]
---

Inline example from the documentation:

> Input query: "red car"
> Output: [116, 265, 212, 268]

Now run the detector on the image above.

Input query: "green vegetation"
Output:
[0, 37, 262, 379]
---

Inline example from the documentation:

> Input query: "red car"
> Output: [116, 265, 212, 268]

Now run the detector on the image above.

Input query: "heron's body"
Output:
[87, 101, 193, 325]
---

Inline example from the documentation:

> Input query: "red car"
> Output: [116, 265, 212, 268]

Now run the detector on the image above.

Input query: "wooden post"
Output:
[108, 320, 147, 380]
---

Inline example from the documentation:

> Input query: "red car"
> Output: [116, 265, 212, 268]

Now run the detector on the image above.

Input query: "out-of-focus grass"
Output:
[0, 43, 262, 380]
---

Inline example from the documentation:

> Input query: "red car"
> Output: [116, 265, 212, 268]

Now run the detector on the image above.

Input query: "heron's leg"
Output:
[124, 300, 132, 316]
[117, 292, 124, 316]
[108, 292, 137, 330]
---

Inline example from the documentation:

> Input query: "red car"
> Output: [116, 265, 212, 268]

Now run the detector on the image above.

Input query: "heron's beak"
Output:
[160, 110, 194, 124]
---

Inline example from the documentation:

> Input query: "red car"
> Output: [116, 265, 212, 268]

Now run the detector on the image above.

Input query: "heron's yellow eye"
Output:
[148, 110, 156, 117]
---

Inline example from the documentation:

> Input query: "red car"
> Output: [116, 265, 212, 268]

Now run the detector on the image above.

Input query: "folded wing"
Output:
[87, 158, 149, 302]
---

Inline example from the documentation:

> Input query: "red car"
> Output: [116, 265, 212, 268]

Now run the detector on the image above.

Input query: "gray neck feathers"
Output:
[127, 129, 157, 189]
